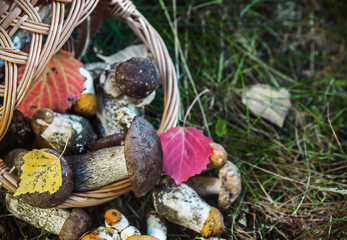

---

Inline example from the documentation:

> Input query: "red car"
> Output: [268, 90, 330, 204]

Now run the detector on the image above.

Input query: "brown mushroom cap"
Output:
[18, 149, 74, 208]
[59, 208, 92, 240]
[115, 57, 160, 99]
[124, 116, 163, 197]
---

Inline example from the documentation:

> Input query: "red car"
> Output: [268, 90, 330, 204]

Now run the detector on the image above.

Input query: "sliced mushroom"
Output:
[152, 177, 224, 238]
[185, 161, 242, 211]
[6, 194, 91, 239]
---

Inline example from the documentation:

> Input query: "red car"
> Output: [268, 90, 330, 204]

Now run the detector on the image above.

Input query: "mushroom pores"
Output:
[18, 149, 74, 208]
[115, 57, 160, 99]
[125, 116, 163, 197]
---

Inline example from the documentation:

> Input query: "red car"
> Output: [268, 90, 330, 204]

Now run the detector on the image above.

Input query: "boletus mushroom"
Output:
[115, 57, 160, 99]
[5, 148, 74, 208]
[185, 161, 242, 211]
[31, 108, 97, 154]
[152, 177, 225, 238]
[66, 116, 163, 196]
[6, 194, 91, 239]
[207, 142, 228, 169]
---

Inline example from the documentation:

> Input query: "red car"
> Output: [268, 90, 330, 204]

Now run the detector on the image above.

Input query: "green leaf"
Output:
[215, 118, 228, 137]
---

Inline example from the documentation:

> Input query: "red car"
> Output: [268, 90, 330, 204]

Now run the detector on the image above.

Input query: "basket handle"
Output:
[109, 0, 180, 133]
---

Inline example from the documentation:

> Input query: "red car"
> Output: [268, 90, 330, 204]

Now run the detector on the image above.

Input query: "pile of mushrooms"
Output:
[1, 54, 242, 240]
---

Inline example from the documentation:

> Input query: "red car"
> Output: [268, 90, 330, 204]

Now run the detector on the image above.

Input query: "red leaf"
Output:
[159, 127, 213, 184]
[17, 50, 86, 118]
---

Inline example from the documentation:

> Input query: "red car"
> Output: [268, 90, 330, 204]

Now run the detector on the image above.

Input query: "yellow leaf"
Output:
[14, 150, 62, 196]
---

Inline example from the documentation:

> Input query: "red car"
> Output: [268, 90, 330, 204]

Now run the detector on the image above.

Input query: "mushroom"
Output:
[208, 142, 227, 169]
[152, 177, 225, 238]
[31, 108, 97, 155]
[147, 211, 167, 240]
[95, 93, 140, 137]
[185, 161, 242, 211]
[66, 116, 163, 195]
[115, 57, 160, 99]
[81, 226, 120, 240]
[105, 209, 129, 232]
[72, 68, 98, 117]
[5, 148, 74, 208]
[6, 194, 91, 239]
[120, 226, 141, 240]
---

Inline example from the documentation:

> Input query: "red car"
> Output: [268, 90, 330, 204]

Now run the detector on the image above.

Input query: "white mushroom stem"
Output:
[147, 211, 167, 240]
[6, 194, 91, 238]
[152, 178, 224, 238]
[96, 92, 139, 137]
[120, 226, 141, 240]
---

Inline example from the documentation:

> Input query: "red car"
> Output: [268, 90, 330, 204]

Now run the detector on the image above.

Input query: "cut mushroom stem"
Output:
[185, 161, 242, 211]
[66, 116, 163, 196]
[152, 177, 225, 238]
[147, 211, 167, 240]
[6, 194, 91, 239]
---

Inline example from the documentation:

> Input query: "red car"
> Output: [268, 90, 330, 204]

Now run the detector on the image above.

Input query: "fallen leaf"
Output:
[159, 127, 213, 184]
[17, 50, 86, 118]
[96, 44, 149, 65]
[14, 149, 62, 196]
[242, 84, 291, 127]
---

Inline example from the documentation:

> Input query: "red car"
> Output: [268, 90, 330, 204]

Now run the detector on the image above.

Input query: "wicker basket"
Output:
[0, 0, 179, 208]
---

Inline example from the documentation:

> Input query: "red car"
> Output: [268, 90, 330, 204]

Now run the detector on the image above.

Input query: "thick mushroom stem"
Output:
[186, 161, 242, 211]
[185, 176, 221, 196]
[66, 146, 128, 192]
[147, 211, 167, 240]
[152, 178, 224, 238]
[6, 194, 91, 239]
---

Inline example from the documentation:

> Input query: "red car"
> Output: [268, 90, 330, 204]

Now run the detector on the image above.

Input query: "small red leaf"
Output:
[17, 50, 86, 118]
[159, 127, 213, 184]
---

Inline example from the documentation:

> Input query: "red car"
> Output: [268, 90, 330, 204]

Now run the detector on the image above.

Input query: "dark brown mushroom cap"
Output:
[19, 149, 74, 208]
[59, 208, 92, 240]
[115, 57, 160, 99]
[124, 116, 163, 197]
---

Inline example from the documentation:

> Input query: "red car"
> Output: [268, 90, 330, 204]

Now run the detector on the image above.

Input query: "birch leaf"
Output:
[242, 84, 291, 127]
[14, 150, 62, 196]
[159, 127, 213, 184]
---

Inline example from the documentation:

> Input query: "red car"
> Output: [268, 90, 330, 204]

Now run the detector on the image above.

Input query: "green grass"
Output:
[1, 0, 347, 239]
